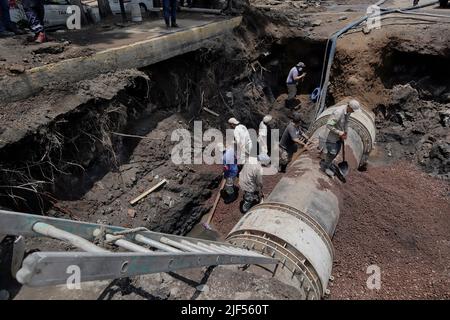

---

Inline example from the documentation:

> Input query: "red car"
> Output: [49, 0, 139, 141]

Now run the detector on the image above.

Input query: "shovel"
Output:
[202, 178, 225, 231]
[338, 140, 349, 177]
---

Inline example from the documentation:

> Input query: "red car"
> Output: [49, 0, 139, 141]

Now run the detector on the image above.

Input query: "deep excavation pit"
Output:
[0, 32, 328, 231]
[1, 3, 449, 300]
[0, 24, 330, 297]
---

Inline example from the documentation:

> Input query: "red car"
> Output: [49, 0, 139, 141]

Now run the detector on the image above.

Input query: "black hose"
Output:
[313, 1, 440, 120]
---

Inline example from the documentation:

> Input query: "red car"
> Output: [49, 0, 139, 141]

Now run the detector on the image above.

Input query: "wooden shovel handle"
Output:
[205, 178, 226, 225]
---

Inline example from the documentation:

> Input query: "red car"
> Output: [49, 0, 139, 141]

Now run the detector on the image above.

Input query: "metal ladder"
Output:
[0, 210, 277, 287]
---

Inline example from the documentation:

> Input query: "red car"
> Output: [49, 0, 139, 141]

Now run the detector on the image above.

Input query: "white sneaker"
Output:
[325, 168, 334, 177]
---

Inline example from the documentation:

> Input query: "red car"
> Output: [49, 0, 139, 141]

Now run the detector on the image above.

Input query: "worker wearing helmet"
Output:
[258, 115, 273, 157]
[285, 62, 307, 109]
[239, 154, 270, 213]
[228, 117, 253, 165]
[322, 99, 361, 176]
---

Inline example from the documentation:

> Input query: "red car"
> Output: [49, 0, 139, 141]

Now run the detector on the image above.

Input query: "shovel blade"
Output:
[338, 161, 349, 176]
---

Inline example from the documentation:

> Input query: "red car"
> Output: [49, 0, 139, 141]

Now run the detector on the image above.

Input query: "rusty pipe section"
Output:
[226, 100, 376, 299]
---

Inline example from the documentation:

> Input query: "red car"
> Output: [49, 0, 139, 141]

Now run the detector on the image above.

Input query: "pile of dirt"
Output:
[374, 84, 450, 179]
[328, 162, 450, 299]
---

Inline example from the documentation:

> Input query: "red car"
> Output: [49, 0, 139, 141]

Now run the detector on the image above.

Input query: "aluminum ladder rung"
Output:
[180, 240, 217, 253]
[210, 244, 243, 254]
[0, 209, 279, 288]
[134, 234, 182, 253]
[104, 234, 153, 253]
[159, 237, 201, 253]
[209, 244, 238, 254]
[33, 222, 108, 253]
[211, 244, 256, 256]
[196, 242, 228, 253]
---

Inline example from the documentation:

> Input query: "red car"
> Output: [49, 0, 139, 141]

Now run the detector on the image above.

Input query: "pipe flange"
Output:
[248, 202, 335, 259]
[227, 232, 323, 299]
[308, 115, 373, 155]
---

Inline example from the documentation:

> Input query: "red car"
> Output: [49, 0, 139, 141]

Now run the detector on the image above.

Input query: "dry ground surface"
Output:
[205, 158, 450, 299]
[1, 0, 449, 300]
[0, 12, 225, 77]
[330, 161, 449, 299]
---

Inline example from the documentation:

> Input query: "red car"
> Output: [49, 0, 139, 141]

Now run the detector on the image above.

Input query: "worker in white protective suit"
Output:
[258, 115, 272, 157]
[228, 117, 253, 165]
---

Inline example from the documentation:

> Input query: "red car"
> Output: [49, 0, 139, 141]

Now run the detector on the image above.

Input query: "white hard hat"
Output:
[228, 117, 240, 125]
[348, 99, 361, 111]
[263, 115, 273, 124]
[258, 154, 271, 166]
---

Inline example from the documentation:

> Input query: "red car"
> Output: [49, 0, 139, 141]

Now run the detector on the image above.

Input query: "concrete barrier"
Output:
[0, 17, 242, 104]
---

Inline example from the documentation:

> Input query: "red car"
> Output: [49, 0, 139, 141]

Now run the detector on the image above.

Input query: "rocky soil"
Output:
[329, 162, 450, 299]
[1, 0, 449, 300]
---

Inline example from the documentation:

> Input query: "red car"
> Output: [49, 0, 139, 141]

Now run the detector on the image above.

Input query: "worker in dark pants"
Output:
[163, 0, 178, 28]
[278, 112, 311, 173]
[22, 0, 46, 43]
[0, 0, 22, 37]
[285, 62, 306, 109]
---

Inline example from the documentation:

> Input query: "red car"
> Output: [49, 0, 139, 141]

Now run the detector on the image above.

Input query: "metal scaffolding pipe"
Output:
[227, 100, 376, 299]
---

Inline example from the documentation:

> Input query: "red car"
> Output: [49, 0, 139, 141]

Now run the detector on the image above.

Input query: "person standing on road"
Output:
[279, 112, 311, 173]
[22, 0, 46, 43]
[163, 0, 179, 28]
[258, 115, 272, 157]
[0, 0, 22, 37]
[321, 99, 361, 177]
[285, 62, 306, 109]
[228, 117, 253, 165]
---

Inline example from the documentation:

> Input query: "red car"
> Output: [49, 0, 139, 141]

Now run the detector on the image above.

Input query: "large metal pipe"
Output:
[226, 100, 376, 299]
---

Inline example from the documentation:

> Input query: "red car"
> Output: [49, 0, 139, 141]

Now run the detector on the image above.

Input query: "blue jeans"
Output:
[0, 0, 12, 32]
[163, 0, 176, 25]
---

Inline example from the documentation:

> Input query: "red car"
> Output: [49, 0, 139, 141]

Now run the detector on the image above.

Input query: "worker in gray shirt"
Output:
[322, 99, 361, 176]
[239, 154, 270, 213]
[285, 62, 307, 108]
[279, 112, 311, 172]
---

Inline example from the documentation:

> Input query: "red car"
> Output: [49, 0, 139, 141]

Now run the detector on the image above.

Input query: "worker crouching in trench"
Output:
[239, 154, 271, 213]
[279, 112, 313, 173]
